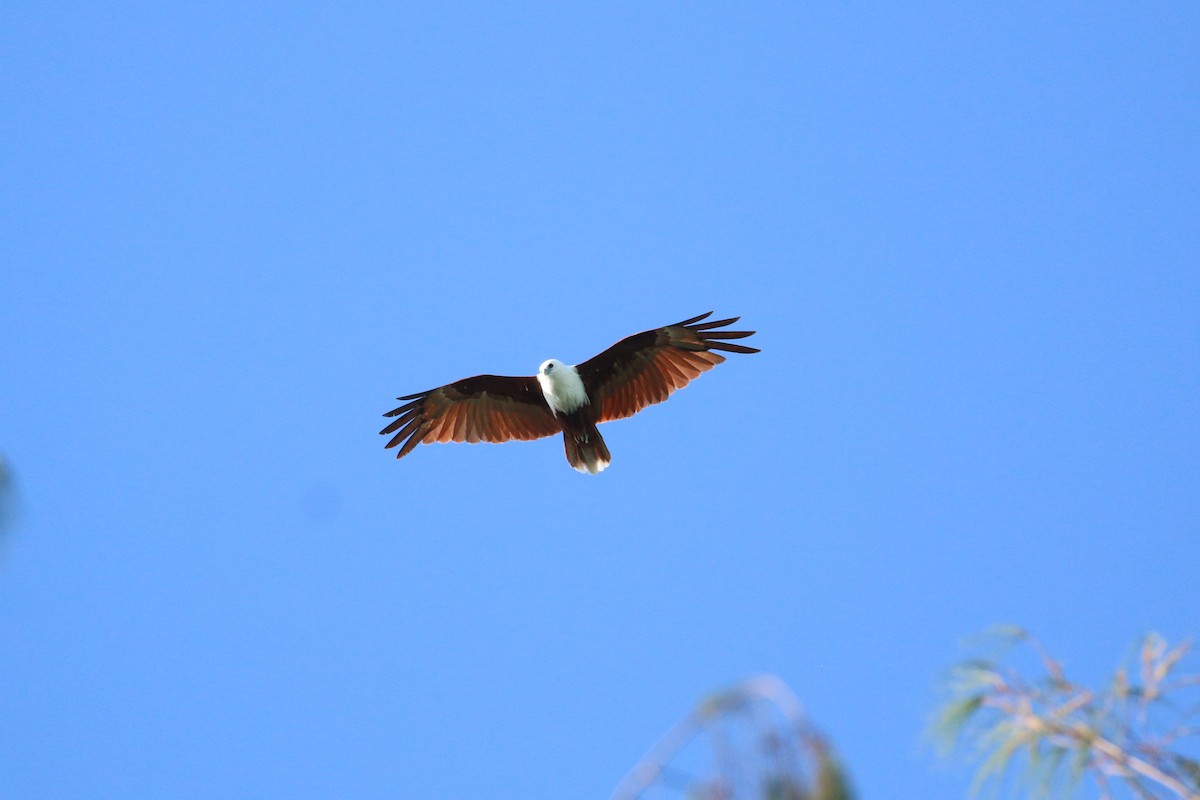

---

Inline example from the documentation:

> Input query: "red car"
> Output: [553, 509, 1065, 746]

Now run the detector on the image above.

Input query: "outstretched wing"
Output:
[380, 375, 560, 459]
[575, 312, 758, 424]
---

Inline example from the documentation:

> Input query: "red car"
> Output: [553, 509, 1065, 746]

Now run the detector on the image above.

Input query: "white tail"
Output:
[563, 426, 611, 474]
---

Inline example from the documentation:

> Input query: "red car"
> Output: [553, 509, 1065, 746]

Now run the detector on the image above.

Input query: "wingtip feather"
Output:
[700, 329, 755, 340]
[675, 311, 714, 327]
[707, 341, 760, 354]
[691, 316, 739, 330]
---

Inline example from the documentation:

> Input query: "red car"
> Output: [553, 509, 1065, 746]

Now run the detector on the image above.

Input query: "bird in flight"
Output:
[380, 312, 758, 473]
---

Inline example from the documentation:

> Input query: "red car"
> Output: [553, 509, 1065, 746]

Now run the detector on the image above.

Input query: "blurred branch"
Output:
[611, 675, 852, 800]
[935, 628, 1200, 800]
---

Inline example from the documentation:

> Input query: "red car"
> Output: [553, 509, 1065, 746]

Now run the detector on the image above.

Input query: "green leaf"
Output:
[765, 775, 809, 800]
[1111, 668, 1128, 700]
[971, 726, 1034, 796]
[1041, 745, 1070, 797]
[1174, 755, 1200, 793]
[984, 624, 1029, 642]
[933, 694, 986, 751]
[1068, 738, 1092, 784]
[949, 660, 1002, 693]
[814, 753, 853, 800]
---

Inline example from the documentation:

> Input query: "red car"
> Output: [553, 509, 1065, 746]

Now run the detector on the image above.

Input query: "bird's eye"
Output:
[546, 364, 553, 371]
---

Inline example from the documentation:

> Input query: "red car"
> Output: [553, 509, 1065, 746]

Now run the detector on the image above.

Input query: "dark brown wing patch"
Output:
[380, 374, 559, 460]
[576, 312, 758, 424]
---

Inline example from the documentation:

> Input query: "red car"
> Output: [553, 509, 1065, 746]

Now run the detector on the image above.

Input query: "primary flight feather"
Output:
[380, 312, 758, 473]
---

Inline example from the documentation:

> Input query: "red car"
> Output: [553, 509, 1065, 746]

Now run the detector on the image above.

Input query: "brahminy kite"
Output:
[380, 312, 758, 473]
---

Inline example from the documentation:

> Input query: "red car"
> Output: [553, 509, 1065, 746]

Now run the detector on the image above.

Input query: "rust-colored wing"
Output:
[576, 312, 758, 424]
[380, 374, 560, 459]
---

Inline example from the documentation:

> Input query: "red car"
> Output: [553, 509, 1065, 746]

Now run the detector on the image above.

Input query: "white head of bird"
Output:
[537, 358, 589, 416]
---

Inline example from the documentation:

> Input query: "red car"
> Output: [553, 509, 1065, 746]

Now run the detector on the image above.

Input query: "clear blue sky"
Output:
[2, 4, 1197, 798]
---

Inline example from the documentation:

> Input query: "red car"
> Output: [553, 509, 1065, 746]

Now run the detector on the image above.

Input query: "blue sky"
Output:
[2, 3, 1197, 798]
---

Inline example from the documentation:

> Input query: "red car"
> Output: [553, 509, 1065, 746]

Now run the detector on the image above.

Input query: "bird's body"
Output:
[380, 312, 758, 473]
[535, 359, 611, 473]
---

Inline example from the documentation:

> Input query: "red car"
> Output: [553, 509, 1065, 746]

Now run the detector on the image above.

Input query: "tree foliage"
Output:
[936, 628, 1200, 800]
